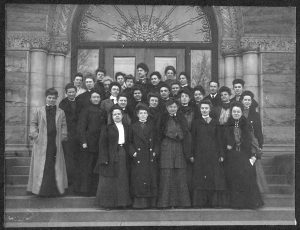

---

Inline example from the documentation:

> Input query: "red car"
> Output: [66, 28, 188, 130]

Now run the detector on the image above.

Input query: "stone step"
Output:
[4, 207, 295, 227]
[5, 194, 294, 209]
[6, 185, 29, 196]
[6, 166, 30, 175]
[266, 175, 290, 184]
[268, 184, 294, 195]
[6, 175, 28, 185]
[6, 157, 31, 167]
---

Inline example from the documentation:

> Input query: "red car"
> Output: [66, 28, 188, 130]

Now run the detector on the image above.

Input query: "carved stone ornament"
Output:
[220, 39, 240, 56]
[240, 37, 296, 52]
[216, 6, 240, 39]
[6, 32, 50, 50]
[49, 38, 69, 54]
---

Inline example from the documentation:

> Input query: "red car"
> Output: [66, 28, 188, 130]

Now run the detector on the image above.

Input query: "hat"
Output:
[178, 88, 192, 98]
[135, 103, 149, 113]
[102, 76, 113, 83]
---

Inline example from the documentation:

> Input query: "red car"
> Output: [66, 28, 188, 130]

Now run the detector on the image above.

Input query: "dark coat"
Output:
[157, 112, 192, 163]
[128, 120, 159, 197]
[246, 109, 264, 149]
[148, 107, 162, 125]
[94, 81, 106, 99]
[191, 117, 226, 190]
[178, 105, 198, 130]
[224, 116, 253, 158]
[204, 93, 222, 107]
[149, 82, 164, 94]
[77, 103, 107, 152]
[100, 98, 115, 114]
[95, 123, 130, 177]
[75, 90, 92, 116]
[135, 79, 152, 101]
[59, 98, 77, 138]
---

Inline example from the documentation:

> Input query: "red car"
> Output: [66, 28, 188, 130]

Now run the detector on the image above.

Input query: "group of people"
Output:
[27, 62, 266, 210]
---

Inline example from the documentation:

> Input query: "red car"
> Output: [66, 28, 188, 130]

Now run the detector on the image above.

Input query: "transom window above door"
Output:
[79, 5, 212, 42]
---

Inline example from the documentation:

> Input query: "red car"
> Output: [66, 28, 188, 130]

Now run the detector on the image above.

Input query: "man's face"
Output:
[220, 91, 230, 103]
[73, 76, 83, 87]
[166, 70, 175, 80]
[66, 88, 76, 101]
[137, 68, 147, 79]
[85, 78, 95, 90]
[110, 86, 120, 97]
[96, 71, 105, 81]
[133, 90, 142, 101]
[160, 87, 170, 99]
[117, 96, 127, 108]
[233, 83, 244, 96]
[103, 80, 111, 91]
[46, 95, 57, 106]
[209, 82, 218, 94]
[171, 84, 180, 96]
[116, 75, 125, 85]
[200, 103, 211, 116]
[125, 79, 134, 88]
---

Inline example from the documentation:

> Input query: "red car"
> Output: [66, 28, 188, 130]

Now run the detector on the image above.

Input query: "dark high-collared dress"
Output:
[156, 112, 192, 208]
[95, 122, 132, 208]
[128, 120, 159, 208]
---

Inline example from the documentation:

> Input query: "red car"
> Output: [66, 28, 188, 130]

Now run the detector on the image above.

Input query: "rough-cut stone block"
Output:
[5, 51, 28, 72]
[5, 106, 27, 125]
[241, 7, 296, 35]
[5, 84, 27, 105]
[263, 126, 295, 144]
[262, 53, 295, 75]
[263, 90, 295, 108]
[5, 125, 27, 144]
[262, 74, 295, 86]
[5, 72, 29, 85]
[263, 108, 295, 126]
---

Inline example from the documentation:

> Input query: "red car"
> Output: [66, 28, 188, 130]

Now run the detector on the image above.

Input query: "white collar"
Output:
[202, 115, 210, 119]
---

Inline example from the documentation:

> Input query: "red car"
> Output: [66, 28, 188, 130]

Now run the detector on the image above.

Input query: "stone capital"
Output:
[240, 37, 296, 53]
[49, 38, 69, 54]
[6, 31, 50, 50]
[220, 38, 240, 56]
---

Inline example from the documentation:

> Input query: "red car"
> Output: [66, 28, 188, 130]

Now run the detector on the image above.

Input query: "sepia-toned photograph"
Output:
[4, 3, 296, 227]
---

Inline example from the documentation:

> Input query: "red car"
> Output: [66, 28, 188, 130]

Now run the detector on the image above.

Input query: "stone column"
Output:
[64, 54, 71, 85]
[224, 55, 235, 90]
[235, 55, 243, 79]
[29, 49, 48, 113]
[218, 56, 225, 86]
[53, 53, 66, 103]
[242, 51, 259, 102]
[46, 53, 55, 88]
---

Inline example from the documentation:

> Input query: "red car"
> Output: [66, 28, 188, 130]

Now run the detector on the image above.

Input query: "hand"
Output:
[82, 143, 87, 149]
[227, 145, 232, 150]
[219, 157, 224, 162]
[190, 157, 194, 163]
[133, 152, 137, 157]
[104, 161, 108, 165]
[153, 152, 156, 157]
[249, 156, 256, 166]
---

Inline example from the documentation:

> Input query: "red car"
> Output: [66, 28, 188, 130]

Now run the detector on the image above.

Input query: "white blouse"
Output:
[115, 122, 125, 144]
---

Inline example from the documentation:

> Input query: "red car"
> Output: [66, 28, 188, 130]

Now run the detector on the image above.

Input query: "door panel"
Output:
[105, 48, 185, 80]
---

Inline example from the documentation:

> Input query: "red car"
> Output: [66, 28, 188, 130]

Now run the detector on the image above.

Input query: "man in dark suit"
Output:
[59, 83, 80, 191]
[135, 63, 151, 101]
[204, 80, 222, 107]
[94, 68, 106, 99]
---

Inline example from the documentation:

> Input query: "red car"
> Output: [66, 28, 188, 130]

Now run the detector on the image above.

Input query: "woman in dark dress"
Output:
[190, 100, 228, 208]
[77, 90, 107, 196]
[95, 105, 132, 209]
[149, 71, 164, 94]
[224, 101, 264, 209]
[147, 92, 162, 125]
[156, 99, 192, 208]
[241, 91, 268, 193]
[128, 104, 159, 209]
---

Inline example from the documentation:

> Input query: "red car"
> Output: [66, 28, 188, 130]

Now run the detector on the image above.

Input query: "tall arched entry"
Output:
[71, 5, 218, 92]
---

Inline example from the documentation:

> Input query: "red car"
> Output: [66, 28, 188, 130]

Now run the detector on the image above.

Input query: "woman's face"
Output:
[160, 87, 170, 99]
[166, 70, 175, 80]
[232, 106, 242, 120]
[200, 103, 210, 116]
[90, 92, 101, 105]
[171, 84, 180, 96]
[110, 85, 120, 97]
[179, 75, 188, 85]
[220, 91, 230, 103]
[166, 103, 178, 115]
[117, 96, 127, 108]
[150, 75, 160, 86]
[149, 97, 159, 108]
[112, 109, 123, 122]
[180, 93, 190, 105]
[116, 75, 125, 85]
[242, 95, 252, 108]
[194, 90, 204, 102]
[133, 90, 142, 101]
[137, 110, 148, 121]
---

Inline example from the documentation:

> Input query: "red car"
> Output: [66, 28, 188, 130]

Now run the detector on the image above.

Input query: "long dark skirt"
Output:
[225, 150, 264, 209]
[78, 150, 98, 196]
[157, 168, 191, 208]
[255, 160, 269, 193]
[192, 189, 228, 208]
[132, 197, 156, 209]
[95, 147, 131, 208]
[39, 135, 59, 197]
